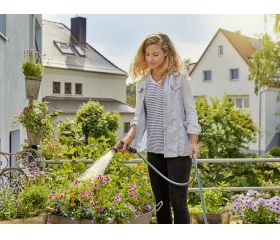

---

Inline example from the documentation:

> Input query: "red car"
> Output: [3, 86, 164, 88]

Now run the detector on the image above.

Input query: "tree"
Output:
[76, 101, 119, 146]
[248, 14, 280, 94]
[126, 82, 136, 107]
[196, 95, 257, 158]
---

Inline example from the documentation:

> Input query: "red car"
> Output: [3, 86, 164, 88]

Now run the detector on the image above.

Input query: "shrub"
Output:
[269, 146, 280, 157]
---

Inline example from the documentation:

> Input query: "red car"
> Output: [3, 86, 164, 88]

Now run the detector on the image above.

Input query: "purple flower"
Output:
[73, 179, 81, 185]
[38, 149, 43, 155]
[88, 192, 94, 197]
[144, 204, 152, 212]
[114, 193, 122, 202]
[89, 201, 95, 208]
[49, 194, 55, 200]
[97, 205, 104, 213]
[273, 206, 280, 214]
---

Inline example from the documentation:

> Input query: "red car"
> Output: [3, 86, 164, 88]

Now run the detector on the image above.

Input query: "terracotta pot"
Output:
[0, 214, 48, 224]
[26, 127, 40, 145]
[190, 213, 230, 224]
[25, 76, 42, 100]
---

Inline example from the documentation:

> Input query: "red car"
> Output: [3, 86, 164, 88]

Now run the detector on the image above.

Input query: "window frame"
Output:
[230, 68, 239, 81]
[75, 83, 83, 95]
[54, 41, 75, 55]
[64, 82, 72, 94]
[218, 45, 223, 56]
[203, 70, 212, 81]
[53, 82, 61, 94]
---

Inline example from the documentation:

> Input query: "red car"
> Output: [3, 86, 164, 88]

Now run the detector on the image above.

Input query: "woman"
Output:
[121, 33, 201, 224]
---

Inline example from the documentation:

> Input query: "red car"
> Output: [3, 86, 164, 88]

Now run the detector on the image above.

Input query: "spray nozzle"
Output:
[114, 141, 137, 154]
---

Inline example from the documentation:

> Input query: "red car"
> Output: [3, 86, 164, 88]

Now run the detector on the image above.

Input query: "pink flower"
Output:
[80, 189, 87, 198]
[88, 192, 94, 197]
[89, 201, 95, 208]
[97, 175, 103, 181]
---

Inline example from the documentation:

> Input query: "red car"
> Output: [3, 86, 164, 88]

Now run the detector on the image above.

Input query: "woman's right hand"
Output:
[121, 135, 133, 151]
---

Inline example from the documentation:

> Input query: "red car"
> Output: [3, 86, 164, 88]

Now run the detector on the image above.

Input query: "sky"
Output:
[43, 14, 275, 75]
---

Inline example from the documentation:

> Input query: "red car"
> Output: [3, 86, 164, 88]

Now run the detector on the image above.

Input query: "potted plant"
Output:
[22, 49, 44, 101]
[15, 100, 61, 145]
[226, 190, 280, 224]
[47, 152, 157, 224]
[189, 189, 230, 224]
[0, 184, 49, 224]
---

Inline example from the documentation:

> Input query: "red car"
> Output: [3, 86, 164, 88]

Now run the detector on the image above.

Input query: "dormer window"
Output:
[218, 45, 223, 56]
[54, 41, 74, 55]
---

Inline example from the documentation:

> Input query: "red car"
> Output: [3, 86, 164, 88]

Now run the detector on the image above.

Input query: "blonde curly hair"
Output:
[129, 33, 181, 81]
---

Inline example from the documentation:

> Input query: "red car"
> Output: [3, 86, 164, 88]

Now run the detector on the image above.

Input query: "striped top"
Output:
[144, 76, 165, 154]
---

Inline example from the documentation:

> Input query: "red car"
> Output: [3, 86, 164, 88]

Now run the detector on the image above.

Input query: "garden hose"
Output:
[115, 141, 208, 224]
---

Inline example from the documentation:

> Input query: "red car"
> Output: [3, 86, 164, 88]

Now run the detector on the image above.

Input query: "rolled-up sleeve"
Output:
[181, 74, 201, 135]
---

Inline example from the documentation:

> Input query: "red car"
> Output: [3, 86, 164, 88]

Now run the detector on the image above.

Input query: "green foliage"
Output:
[0, 185, 49, 220]
[248, 14, 280, 109]
[195, 95, 257, 158]
[189, 190, 227, 214]
[15, 100, 61, 141]
[48, 152, 154, 223]
[17, 185, 49, 218]
[269, 146, 280, 157]
[0, 188, 18, 220]
[22, 49, 44, 77]
[76, 101, 119, 146]
[126, 82, 136, 107]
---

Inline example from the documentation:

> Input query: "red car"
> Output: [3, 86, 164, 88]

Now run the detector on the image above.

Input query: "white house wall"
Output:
[0, 15, 42, 155]
[263, 89, 280, 151]
[190, 31, 261, 152]
[40, 67, 126, 103]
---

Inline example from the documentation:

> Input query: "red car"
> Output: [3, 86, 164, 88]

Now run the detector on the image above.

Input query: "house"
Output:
[0, 14, 42, 166]
[189, 28, 280, 154]
[40, 17, 135, 139]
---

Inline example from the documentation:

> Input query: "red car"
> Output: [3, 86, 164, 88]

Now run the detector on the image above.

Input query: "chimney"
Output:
[71, 17, 86, 44]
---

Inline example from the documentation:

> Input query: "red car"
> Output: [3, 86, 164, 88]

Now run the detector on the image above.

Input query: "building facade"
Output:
[0, 14, 42, 166]
[190, 28, 280, 154]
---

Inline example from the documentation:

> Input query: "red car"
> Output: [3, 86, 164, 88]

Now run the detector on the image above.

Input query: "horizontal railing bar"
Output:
[45, 160, 94, 164]
[122, 158, 280, 164]
[188, 186, 280, 192]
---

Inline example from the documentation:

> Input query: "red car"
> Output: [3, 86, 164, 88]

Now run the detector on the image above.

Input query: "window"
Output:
[53, 82, 61, 94]
[0, 14, 6, 37]
[235, 98, 243, 108]
[229, 95, 249, 109]
[54, 41, 75, 55]
[230, 68, 239, 80]
[124, 122, 130, 134]
[218, 45, 223, 56]
[75, 83, 82, 95]
[35, 20, 42, 53]
[74, 45, 85, 57]
[203, 70, 212, 81]
[65, 82, 72, 94]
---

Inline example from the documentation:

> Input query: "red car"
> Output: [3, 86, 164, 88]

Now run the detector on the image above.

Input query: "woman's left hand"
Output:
[188, 143, 199, 159]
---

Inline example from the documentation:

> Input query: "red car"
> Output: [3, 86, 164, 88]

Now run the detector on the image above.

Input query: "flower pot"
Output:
[25, 76, 42, 101]
[190, 213, 230, 224]
[0, 214, 48, 224]
[47, 214, 95, 224]
[127, 201, 163, 224]
[26, 127, 40, 145]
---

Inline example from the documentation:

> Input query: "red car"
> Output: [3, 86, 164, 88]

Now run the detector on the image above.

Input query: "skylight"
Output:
[73, 45, 86, 57]
[54, 41, 74, 55]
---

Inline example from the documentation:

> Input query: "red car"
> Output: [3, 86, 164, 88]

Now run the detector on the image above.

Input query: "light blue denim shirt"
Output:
[130, 70, 201, 158]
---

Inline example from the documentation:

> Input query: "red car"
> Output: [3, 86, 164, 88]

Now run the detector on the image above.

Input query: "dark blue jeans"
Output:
[147, 152, 192, 224]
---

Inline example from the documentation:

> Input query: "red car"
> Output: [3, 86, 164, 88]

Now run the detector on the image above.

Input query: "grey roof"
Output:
[43, 96, 135, 114]
[42, 20, 127, 76]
